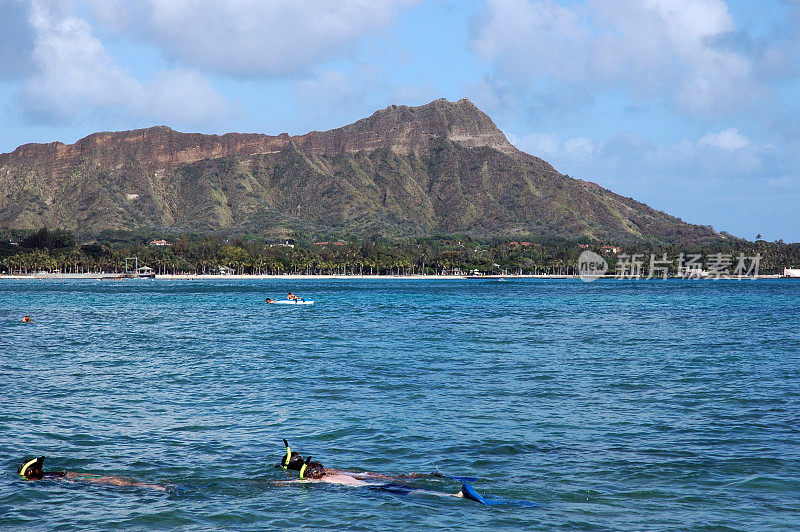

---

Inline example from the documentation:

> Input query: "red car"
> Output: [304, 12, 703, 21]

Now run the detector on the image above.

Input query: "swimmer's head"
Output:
[22, 316, 31, 323]
[281, 439, 304, 471]
[299, 457, 326, 479]
[18, 456, 44, 480]
[284, 452, 304, 471]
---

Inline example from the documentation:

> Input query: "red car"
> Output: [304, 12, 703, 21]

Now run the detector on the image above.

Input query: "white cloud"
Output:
[295, 69, 368, 107]
[20, 1, 139, 122]
[88, 0, 419, 77]
[564, 136, 594, 155]
[140, 70, 232, 126]
[471, 0, 762, 119]
[510, 132, 595, 159]
[640, 136, 763, 177]
[17, 1, 231, 127]
[471, 0, 588, 81]
[511, 127, 770, 187]
[292, 66, 393, 128]
[291, 64, 439, 131]
[698, 128, 749, 150]
[508, 132, 560, 157]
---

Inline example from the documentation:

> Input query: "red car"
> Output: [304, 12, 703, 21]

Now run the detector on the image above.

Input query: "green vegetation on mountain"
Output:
[1, 99, 731, 246]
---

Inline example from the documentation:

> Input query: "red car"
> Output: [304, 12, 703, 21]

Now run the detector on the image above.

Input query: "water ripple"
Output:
[1, 279, 798, 529]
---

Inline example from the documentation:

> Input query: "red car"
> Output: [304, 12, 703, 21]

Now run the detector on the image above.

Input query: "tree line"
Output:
[0, 228, 797, 276]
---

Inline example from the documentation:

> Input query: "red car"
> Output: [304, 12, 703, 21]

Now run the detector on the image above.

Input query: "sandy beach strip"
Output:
[0, 273, 782, 281]
[0, 273, 570, 280]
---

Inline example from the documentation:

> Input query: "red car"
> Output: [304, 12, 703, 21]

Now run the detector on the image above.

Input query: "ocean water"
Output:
[0, 278, 798, 530]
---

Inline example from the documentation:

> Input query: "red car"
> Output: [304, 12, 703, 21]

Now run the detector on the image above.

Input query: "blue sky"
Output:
[1, 0, 798, 241]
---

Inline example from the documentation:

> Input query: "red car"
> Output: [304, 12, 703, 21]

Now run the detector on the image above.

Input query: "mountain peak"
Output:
[310, 98, 517, 156]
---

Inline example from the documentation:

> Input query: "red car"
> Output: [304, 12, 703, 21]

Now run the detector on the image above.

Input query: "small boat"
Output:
[269, 299, 314, 305]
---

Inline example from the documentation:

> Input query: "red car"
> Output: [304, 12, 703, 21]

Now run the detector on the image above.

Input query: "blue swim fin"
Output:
[460, 482, 541, 508]
[461, 482, 490, 504]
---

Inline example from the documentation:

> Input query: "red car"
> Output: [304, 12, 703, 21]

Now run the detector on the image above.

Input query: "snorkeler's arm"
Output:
[85, 476, 167, 491]
[60, 472, 166, 491]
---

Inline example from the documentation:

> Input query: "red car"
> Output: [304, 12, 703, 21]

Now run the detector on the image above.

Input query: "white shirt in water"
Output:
[293, 471, 462, 498]
[311, 472, 371, 486]
[271, 471, 370, 487]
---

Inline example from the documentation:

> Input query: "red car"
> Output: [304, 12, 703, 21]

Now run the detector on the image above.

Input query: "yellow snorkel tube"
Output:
[282, 439, 291, 470]
[298, 457, 309, 479]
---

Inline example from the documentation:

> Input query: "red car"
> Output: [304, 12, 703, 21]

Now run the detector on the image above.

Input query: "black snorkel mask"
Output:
[280, 439, 304, 471]
[298, 456, 326, 480]
[18, 456, 44, 480]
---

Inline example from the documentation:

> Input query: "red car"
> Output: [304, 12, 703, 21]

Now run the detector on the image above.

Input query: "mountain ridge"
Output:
[2, 98, 522, 167]
[0, 98, 726, 245]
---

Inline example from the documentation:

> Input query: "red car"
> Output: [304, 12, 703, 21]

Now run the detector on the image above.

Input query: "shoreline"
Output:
[0, 273, 786, 280]
[0, 273, 543, 280]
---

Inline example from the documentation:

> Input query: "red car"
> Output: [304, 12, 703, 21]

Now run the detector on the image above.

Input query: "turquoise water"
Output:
[1, 279, 798, 529]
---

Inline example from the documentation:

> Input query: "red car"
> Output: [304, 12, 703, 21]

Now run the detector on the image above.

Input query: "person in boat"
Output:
[17, 456, 167, 491]
[287, 292, 299, 301]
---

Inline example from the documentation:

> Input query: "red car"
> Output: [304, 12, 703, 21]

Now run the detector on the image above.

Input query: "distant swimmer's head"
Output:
[299, 457, 326, 480]
[18, 456, 45, 480]
[21, 316, 31, 323]
[281, 439, 304, 471]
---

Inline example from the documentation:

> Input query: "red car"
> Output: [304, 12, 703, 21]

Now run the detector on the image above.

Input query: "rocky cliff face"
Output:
[304, 98, 521, 156]
[1, 98, 516, 173]
[0, 98, 723, 244]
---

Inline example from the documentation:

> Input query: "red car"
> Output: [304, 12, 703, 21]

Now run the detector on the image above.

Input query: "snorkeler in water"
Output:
[274, 440, 540, 507]
[274, 440, 470, 497]
[278, 440, 426, 481]
[17, 456, 167, 491]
